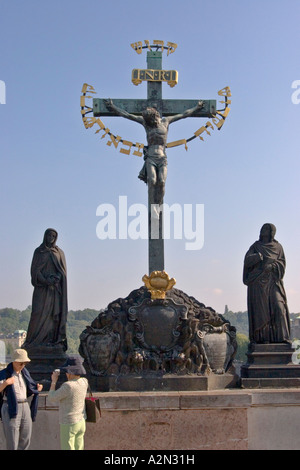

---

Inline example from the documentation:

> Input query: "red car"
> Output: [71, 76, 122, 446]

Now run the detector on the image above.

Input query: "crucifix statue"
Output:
[79, 44, 236, 389]
[90, 44, 218, 274]
[103, 99, 204, 205]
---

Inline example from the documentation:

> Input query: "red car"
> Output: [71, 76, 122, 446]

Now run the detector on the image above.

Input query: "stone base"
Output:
[240, 343, 300, 388]
[24, 344, 68, 390]
[79, 286, 238, 392]
[87, 368, 240, 392]
[241, 377, 300, 389]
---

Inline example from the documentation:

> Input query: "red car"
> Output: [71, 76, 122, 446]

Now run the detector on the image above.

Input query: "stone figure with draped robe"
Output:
[24, 229, 68, 351]
[243, 223, 290, 344]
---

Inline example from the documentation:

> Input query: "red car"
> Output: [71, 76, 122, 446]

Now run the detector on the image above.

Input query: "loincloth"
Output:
[138, 154, 167, 183]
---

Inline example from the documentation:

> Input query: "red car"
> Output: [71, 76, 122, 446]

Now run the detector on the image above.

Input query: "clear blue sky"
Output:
[1, 0, 300, 314]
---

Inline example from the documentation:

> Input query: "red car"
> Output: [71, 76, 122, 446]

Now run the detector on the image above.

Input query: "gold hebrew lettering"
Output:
[120, 140, 133, 155]
[106, 134, 122, 149]
[81, 83, 97, 94]
[82, 116, 98, 129]
[166, 41, 177, 55]
[133, 142, 144, 157]
[166, 139, 188, 150]
[94, 119, 105, 132]
[100, 127, 111, 139]
[212, 116, 225, 129]
[219, 99, 232, 105]
[153, 40, 164, 50]
[194, 123, 213, 141]
[218, 86, 231, 97]
[216, 107, 230, 119]
[131, 41, 143, 54]
[144, 40, 151, 51]
[81, 107, 93, 116]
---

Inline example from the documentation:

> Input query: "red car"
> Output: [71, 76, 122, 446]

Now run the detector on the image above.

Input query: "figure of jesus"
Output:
[104, 99, 204, 206]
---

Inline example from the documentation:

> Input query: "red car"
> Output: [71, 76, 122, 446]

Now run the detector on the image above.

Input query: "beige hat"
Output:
[12, 349, 31, 363]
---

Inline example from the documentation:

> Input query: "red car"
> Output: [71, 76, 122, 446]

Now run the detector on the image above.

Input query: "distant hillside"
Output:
[0, 307, 99, 354]
[222, 309, 300, 338]
[222, 310, 249, 336]
[1, 307, 299, 357]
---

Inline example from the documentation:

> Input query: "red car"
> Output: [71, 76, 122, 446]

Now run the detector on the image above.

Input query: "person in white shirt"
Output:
[48, 356, 88, 450]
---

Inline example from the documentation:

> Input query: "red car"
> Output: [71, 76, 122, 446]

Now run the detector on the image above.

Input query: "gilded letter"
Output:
[216, 107, 230, 119]
[132, 69, 142, 86]
[133, 142, 144, 157]
[82, 116, 98, 129]
[81, 106, 93, 116]
[145, 70, 154, 80]
[94, 119, 106, 133]
[153, 40, 164, 50]
[166, 42, 177, 55]
[120, 140, 133, 155]
[194, 123, 213, 141]
[106, 134, 122, 149]
[81, 83, 97, 95]
[218, 86, 231, 97]
[212, 115, 225, 130]
[166, 139, 188, 150]
[144, 40, 151, 51]
[219, 99, 232, 105]
[131, 41, 143, 54]
[100, 127, 111, 139]
[80, 96, 86, 107]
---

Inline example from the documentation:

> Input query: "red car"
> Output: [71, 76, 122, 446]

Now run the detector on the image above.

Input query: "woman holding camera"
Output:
[48, 356, 88, 450]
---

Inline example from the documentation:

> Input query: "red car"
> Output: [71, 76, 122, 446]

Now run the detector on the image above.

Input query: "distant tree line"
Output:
[222, 307, 249, 362]
[223, 306, 300, 361]
[1, 306, 299, 360]
[0, 307, 99, 355]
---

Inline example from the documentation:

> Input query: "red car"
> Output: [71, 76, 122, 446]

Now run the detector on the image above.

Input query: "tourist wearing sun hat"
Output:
[0, 348, 43, 450]
[48, 356, 88, 450]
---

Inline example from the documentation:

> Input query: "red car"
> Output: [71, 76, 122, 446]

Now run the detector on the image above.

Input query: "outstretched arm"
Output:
[104, 99, 143, 125]
[166, 100, 204, 124]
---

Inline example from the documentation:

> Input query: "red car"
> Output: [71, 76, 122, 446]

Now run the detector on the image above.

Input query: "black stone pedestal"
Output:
[87, 367, 240, 392]
[79, 286, 239, 392]
[240, 343, 300, 388]
[24, 344, 68, 391]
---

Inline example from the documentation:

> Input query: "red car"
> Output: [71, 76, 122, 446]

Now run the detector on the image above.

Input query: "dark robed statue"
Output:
[243, 223, 290, 344]
[24, 229, 68, 351]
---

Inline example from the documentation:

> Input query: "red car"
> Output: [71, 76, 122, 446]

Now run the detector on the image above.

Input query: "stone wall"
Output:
[1, 389, 300, 450]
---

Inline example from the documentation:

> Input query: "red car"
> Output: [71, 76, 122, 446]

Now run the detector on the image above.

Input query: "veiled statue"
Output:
[243, 223, 290, 344]
[24, 228, 68, 351]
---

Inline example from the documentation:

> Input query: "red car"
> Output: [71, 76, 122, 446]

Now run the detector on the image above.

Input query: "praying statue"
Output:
[243, 223, 290, 344]
[24, 228, 68, 351]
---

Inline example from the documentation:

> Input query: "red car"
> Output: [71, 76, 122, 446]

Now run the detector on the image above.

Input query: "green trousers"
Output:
[60, 418, 86, 450]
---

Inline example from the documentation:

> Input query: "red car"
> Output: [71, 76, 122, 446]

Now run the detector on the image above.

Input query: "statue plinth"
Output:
[86, 370, 239, 393]
[79, 286, 239, 392]
[24, 344, 68, 390]
[241, 342, 300, 388]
